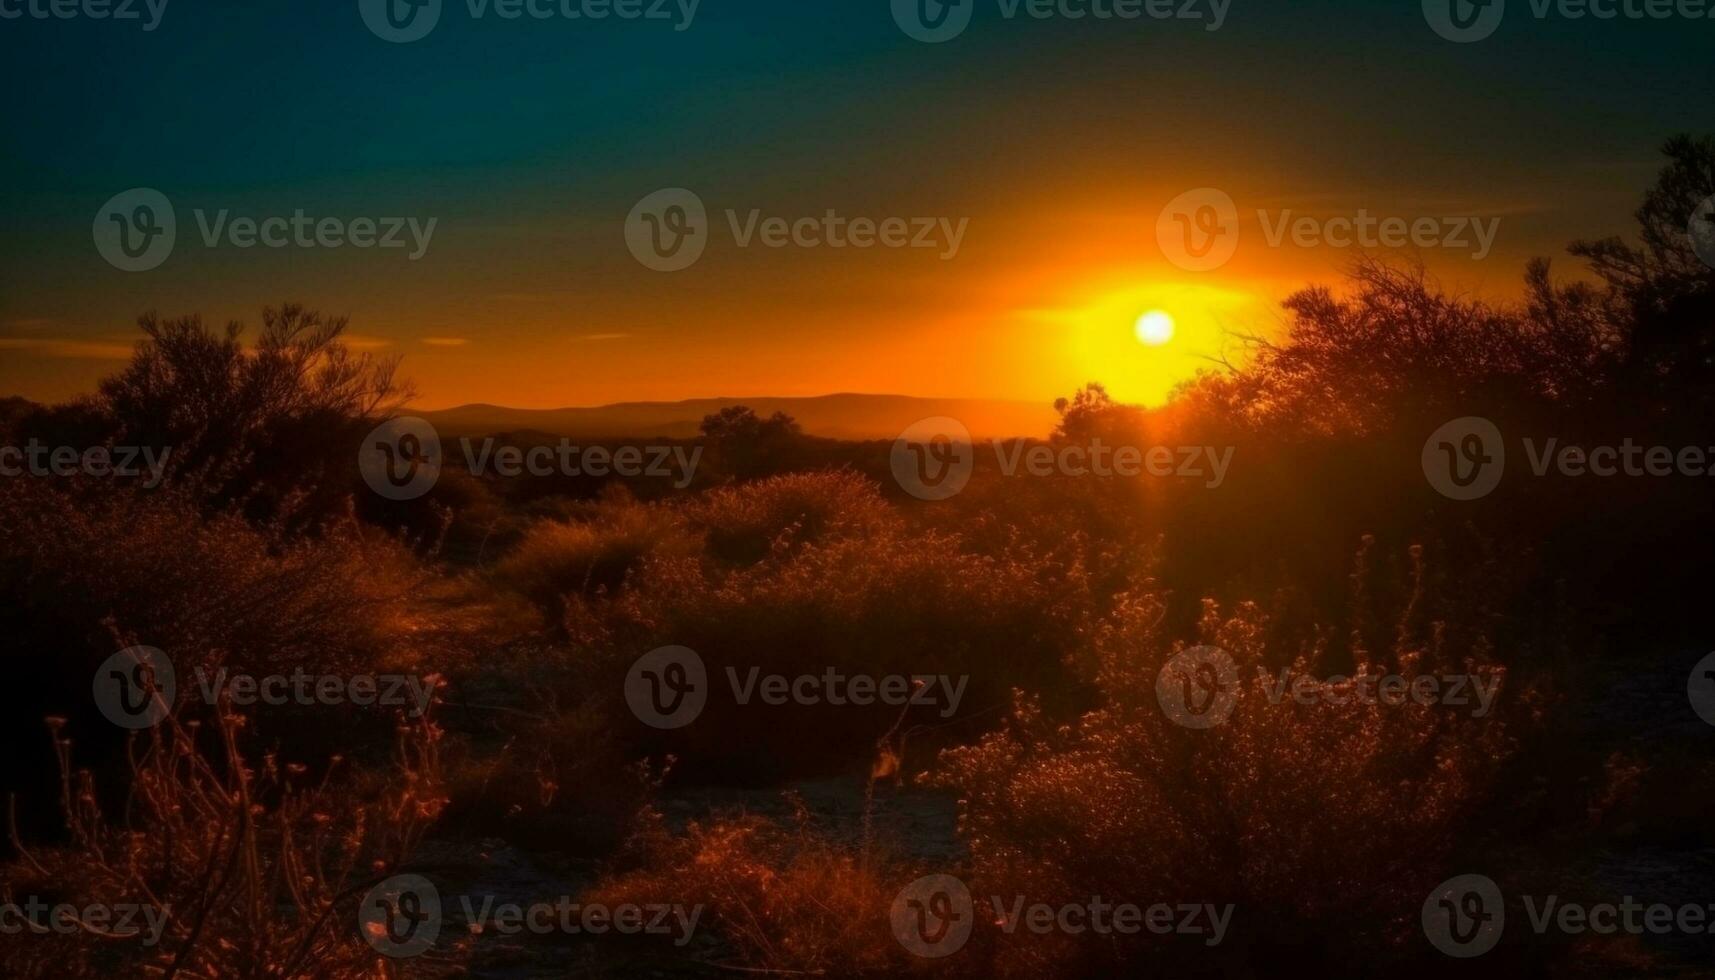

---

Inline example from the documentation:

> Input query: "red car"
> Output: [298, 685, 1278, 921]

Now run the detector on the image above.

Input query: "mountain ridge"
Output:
[419, 393, 1058, 440]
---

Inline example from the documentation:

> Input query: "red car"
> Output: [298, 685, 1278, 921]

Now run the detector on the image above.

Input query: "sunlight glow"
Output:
[1017, 278, 1272, 407]
[1135, 310, 1176, 346]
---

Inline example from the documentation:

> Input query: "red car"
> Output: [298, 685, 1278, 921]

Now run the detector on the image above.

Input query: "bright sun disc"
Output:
[1135, 310, 1175, 346]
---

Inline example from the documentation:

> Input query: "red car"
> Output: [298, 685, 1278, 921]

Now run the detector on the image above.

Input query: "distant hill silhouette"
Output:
[420, 394, 1057, 441]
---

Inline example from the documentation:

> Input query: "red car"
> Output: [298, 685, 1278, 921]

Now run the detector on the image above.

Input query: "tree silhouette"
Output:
[95, 303, 412, 525]
[1570, 134, 1715, 398]
[698, 406, 803, 481]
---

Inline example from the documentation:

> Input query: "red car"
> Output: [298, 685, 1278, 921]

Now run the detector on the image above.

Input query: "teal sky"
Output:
[0, 1, 1705, 407]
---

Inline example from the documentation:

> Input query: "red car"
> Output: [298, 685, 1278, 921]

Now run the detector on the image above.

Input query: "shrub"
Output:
[697, 406, 805, 482]
[92, 304, 411, 529]
[0, 479, 472, 834]
[689, 470, 897, 565]
[566, 516, 1093, 781]
[580, 564, 1517, 978]
[434, 695, 648, 854]
[587, 802, 908, 976]
[491, 495, 697, 614]
[928, 574, 1516, 976]
[1, 703, 445, 979]
[0, 480, 452, 682]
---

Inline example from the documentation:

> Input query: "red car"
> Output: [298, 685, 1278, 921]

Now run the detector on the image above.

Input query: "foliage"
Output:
[3, 703, 444, 979]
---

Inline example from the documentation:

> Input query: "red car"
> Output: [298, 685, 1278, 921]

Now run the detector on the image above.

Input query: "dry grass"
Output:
[927, 563, 1518, 975]
[3, 695, 445, 979]
[0, 479, 465, 682]
[562, 479, 1092, 778]
[689, 470, 897, 565]
[580, 549, 1519, 978]
[588, 799, 910, 976]
[490, 496, 698, 613]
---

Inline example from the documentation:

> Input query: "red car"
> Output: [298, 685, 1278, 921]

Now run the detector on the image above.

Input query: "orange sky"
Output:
[0, 178, 1624, 413]
[1, 1, 1687, 413]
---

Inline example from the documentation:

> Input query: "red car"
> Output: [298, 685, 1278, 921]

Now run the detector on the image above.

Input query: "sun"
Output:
[1038, 279, 1267, 406]
[1135, 310, 1175, 346]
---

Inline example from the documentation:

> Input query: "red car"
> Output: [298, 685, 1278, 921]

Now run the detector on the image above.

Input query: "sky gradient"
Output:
[0, 0, 1704, 409]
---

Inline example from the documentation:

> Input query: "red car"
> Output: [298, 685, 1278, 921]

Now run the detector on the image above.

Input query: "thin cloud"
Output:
[0, 338, 133, 360]
[490, 291, 578, 303]
[421, 337, 470, 347]
[2, 318, 58, 332]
